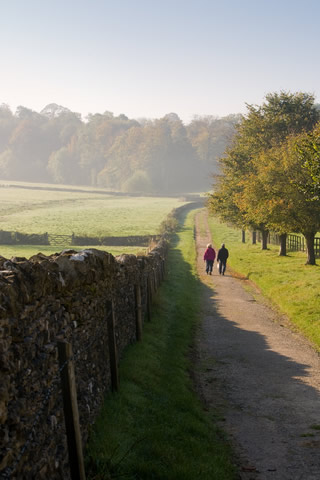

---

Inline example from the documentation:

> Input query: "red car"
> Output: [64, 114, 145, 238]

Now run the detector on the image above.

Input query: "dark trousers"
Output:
[206, 259, 214, 274]
[218, 260, 227, 275]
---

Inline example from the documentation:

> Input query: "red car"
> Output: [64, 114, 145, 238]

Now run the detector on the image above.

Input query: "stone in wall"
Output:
[0, 240, 168, 479]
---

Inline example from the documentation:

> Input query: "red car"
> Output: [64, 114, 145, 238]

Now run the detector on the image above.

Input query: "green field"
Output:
[0, 182, 187, 258]
[0, 244, 149, 259]
[0, 186, 185, 236]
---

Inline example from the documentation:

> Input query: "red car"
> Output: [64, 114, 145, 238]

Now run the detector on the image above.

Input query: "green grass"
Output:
[0, 184, 186, 236]
[85, 211, 236, 480]
[0, 244, 148, 259]
[208, 215, 320, 349]
[0, 181, 187, 258]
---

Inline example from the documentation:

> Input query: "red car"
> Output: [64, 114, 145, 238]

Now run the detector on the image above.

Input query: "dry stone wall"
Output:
[0, 240, 168, 480]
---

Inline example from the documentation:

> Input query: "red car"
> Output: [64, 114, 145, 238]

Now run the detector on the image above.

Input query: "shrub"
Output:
[121, 170, 153, 194]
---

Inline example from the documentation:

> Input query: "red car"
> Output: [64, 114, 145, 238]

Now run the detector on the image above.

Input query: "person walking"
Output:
[217, 243, 229, 275]
[204, 243, 216, 275]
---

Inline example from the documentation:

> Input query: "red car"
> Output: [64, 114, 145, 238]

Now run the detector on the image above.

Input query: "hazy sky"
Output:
[1, 0, 320, 123]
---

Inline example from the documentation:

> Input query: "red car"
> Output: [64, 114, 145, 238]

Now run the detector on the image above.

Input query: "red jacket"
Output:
[204, 247, 216, 261]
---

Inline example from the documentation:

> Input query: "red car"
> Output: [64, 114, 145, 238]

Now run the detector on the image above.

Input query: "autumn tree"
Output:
[98, 114, 202, 193]
[295, 121, 320, 199]
[47, 139, 79, 185]
[208, 91, 320, 250]
[187, 114, 240, 187]
[238, 139, 320, 263]
[0, 102, 238, 191]
[0, 104, 16, 153]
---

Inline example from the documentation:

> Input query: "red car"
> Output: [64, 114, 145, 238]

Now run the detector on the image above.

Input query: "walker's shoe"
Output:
[209, 272, 212, 275]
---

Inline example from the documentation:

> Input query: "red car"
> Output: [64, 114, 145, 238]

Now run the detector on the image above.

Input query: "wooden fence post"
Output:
[153, 268, 158, 291]
[57, 341, 86, 480]
[156, 264, 160, 288]
[146, 276, 152, 322]
[160, 260, 163, 281]
[106, 300, 119, 392]
[135, 284, 143, 341]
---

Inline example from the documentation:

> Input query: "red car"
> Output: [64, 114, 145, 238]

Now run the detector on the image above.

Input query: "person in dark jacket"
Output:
[217, 243, 229, 275]
[203, 243, 216, 275]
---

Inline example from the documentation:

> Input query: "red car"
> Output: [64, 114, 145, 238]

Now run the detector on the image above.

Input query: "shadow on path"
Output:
[194, 210, 320, 480]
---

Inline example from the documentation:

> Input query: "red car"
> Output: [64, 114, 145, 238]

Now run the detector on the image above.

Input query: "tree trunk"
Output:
[242, 230, 246, 243]
[304, 232, 316, 265]
[252, 231, 256, 244]
[278, 233, 287, 256]
[261, 229, 269, 250]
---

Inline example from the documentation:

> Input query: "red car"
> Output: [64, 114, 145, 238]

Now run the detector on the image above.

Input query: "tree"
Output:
[295, 122, 320, 199]
[0, 149, 16, 178]
[238, 140, 320, 263]
[187, 114, 240, 188]
[79, 112, 140, 186]
[208, 91, 320, 251]
[97, 115, 203, 194]
[0, 104, 16, 153]
[47, 143, 79, 184]
[284, 137, 320, 264]
[40, 103, 80, 120]
[122, 170, 153, 193]
[8, 112, 50, 181]
[240, 91, 320, 150]
[209, 129, 269, 248]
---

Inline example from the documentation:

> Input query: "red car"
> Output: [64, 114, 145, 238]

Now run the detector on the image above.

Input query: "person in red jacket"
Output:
[203, 243, 216, 275]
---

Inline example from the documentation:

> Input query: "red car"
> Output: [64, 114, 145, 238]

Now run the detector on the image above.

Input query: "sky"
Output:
[1, 0, 320, 123]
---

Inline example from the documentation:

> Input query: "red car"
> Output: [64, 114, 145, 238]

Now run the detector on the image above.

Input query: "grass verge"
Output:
[207, 214, 320, 349]
[85, 210, 236, 480]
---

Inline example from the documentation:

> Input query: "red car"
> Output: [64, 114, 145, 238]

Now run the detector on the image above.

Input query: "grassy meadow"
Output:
[0, 182, 187, 258]
[203, 212, 320, 350]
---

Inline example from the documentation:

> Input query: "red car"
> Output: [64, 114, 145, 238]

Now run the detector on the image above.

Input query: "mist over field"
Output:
[0, 103, 241, 194]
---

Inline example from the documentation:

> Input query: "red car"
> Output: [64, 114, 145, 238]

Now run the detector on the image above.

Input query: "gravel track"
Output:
[194, 211, 320, 480]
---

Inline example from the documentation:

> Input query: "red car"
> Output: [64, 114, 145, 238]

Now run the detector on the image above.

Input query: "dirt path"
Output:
[194, 210, 320, 480]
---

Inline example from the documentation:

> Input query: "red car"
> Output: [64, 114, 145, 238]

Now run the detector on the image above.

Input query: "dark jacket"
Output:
[217, 246, 229, 262]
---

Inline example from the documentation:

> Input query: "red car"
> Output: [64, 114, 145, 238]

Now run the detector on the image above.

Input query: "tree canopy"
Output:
[208, 91, 320, 264]
[0, 103, 240, 194]
[295, 122, 320, 199]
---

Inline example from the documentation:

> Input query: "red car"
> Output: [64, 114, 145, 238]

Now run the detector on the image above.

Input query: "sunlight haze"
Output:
[1, 0, 320, 122]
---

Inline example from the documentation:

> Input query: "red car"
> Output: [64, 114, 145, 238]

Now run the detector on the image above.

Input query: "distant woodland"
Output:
[0, 103, 240, 193]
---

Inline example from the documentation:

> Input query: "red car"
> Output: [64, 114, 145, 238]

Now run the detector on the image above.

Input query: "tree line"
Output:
[0, 103, 240, 193]
[208, 91, 320, 265]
